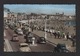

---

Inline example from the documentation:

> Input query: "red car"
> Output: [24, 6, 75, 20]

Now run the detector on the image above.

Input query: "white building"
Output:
[4, 11, 8, 17]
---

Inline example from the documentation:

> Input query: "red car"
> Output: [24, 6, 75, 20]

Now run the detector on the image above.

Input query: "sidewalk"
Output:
[32, 30, 76, 52]
[4, 47, 7, 52]
[4, 30, 6, 38]
[4, 38, 13, 52]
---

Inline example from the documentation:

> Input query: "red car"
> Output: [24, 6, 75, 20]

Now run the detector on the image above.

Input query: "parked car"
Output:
[23, 29, 28, 35]
[11, 34, 19, 42]
[37, 37, 46, 44]
[9, 25, 15, 30]
[15, 28, 23, 35]
[26, 37, 33, 43]
[5, 25, 8, 30]
[19, 43, 31, 52]
[24, 32, 32, 36]
[54, 44, 69, 52]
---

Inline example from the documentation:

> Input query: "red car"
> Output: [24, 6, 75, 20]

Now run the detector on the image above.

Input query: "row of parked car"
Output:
[24, 32, 46, 44]
[4, 23, 31, 52]
[11, 32, 46, 52]
[5, 23, 69, 52]
[24, 32, 70, 52]
[10, 34, 31, 52]
[5, 33, 69, 52]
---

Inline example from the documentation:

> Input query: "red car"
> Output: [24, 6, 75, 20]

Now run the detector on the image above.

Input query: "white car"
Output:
[5, 26, 8, 30]
[17, 29, 23, 35]
[50, 29, 53, 33]
[19, 43, 31, 52]
[12, 34, 19, 42]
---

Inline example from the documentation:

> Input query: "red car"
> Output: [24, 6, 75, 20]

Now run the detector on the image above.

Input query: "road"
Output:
[4, 27, 55, 52]
[4, 28, 20, 52]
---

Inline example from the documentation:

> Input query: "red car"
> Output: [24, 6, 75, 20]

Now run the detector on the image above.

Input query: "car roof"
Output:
[57, 44, 66, 47]
[20, 47, 31, 52]
[13, 34, 17, 36]
[40, 37, 44, 38]
[17, 28, 22, 30]
[40, 37, 45, 39]
[20, 43, 28, 46]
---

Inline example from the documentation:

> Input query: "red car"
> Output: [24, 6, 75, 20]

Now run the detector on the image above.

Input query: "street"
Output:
[4, 27, 55, 52]
[4, 5, 76, 52]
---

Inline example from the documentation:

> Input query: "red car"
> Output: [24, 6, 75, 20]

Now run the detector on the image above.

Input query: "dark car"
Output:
[9, 25, 15, 30]
[11, 34, 19, 42]
[26, 37, 33, 43]
[37, 37, 46, 44]
[23, 29, 29, 35]
[24, 32, 33, 38]
[54, 44, 69, 52]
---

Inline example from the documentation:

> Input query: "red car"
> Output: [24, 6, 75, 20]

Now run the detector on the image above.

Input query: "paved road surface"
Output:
[4, 28, 55, 52]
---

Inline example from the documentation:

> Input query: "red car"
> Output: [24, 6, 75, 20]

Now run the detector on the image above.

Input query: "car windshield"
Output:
[60, 45, 66, 49]
[14, 35, 17, 37]
[40, 37, 45, 40]
[13, 34, 17, 37]
[18, 30, 22, 32]
[20, 45, 28, 47]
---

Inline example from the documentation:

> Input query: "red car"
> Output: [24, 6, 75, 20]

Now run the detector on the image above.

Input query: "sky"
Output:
[4, 4, 76, 15]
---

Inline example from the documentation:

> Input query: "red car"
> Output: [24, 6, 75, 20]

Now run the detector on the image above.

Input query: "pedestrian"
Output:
[72, 38, 75, 47]
[62, 32, 64, 39]
[59, 32, 62, 39]
[32, 27, 33, 32]
[66, 34, 69, 40]
[64, 34, 67, 40]
[50, 29, 53, 37]
[53, 32, 57, 38]
[72, 35, 76, 47]
[62, 33, 65, 39]
[57, 32, 60, 39]
[69, 34, 72, 40]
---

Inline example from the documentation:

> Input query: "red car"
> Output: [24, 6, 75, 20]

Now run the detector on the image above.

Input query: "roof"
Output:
[20, 43, 28, 46]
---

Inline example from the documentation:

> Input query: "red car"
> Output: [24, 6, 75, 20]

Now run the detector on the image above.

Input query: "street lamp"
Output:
[42, 15, 47, 39]
[45, 16, 47, 39]
[28, 15, 31, 32]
